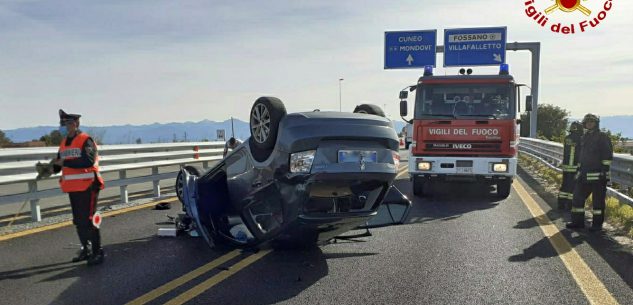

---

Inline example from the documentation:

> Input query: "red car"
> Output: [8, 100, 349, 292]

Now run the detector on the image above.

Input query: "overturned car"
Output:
[175, 97, 410, 248]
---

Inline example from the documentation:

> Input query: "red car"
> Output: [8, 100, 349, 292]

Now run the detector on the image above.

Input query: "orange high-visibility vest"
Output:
[58, 132, 105, 193]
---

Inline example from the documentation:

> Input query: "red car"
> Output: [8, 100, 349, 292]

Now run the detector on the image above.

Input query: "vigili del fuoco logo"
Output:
[523, 0, 614, 34]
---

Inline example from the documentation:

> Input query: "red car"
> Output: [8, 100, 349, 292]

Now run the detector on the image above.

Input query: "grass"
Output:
[519, 153, 633, 239]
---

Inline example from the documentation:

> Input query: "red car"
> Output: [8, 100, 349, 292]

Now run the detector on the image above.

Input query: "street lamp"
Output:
[339, 78, 344, 112]
[517, 84, 532, 112]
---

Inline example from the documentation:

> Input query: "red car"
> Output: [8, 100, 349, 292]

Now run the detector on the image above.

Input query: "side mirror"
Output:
[399, 90, 408, 100]
[366, 186, 412, 227]
[525, 95, 533, 112]
[400, 100, 408, 117]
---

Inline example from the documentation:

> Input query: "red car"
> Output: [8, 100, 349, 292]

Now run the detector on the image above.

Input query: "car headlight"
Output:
[492, 163, 508, 172]
[290, 150, 316, 173]
[417, 161, 432, 171]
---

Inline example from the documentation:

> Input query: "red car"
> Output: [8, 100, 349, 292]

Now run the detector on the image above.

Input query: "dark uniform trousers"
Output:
[69, 182, 101, 250]
[570, 173, 607, 227]
[558, 171, 577, 209]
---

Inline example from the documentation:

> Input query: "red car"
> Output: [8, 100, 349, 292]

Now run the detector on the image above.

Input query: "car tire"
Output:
[353, 104, 385, 117]
[176, 165, 202, 204]
[413, 176, 426, 197]
[249, 97, 287, 162]
[405, 142, 410, 149]
[496, 180, 511, 199]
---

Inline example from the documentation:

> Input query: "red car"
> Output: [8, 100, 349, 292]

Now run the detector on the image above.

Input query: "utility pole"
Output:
[231, 117, 235, 138]
[339, 78, 344, 112]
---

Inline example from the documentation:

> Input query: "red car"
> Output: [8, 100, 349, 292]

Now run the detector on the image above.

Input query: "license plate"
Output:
[456, 167, 473, 174]
[338, 150, 377, 163]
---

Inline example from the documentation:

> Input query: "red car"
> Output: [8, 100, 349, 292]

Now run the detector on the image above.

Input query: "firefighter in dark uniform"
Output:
[52, 110, 106, 265]
[566, 114, 613, 231]
[558, 121, 583, 210]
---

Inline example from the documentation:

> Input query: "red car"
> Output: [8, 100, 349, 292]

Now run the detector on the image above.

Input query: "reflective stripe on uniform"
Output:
[558, 192, 573, 199]
[592, 210, 603, 215]
[571, 207, 585, 213]
[601, 160, 612, 166]
[569, 145, 576, 166]
[62, 172, 101, 181]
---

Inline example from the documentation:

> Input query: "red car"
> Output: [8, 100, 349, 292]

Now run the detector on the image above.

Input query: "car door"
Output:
[180, 168, 215, 248]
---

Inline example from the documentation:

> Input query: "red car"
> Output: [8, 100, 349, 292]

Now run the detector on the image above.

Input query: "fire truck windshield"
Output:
[414, 83, 515, 120]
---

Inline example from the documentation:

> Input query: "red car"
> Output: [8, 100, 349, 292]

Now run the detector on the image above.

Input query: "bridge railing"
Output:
[0, 142, 226, 222]
[518, 137, 633, 206]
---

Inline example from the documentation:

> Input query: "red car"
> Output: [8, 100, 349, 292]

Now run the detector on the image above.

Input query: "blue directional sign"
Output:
[384, 30, 437, 69]
[444, 27, 507, 67]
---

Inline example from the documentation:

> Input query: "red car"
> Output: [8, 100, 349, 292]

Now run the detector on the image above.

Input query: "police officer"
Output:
[558, 121, 583, 210]
[223, 137, 243, 158]
[53, 110, 105, 265]
[566, 114, 613, 231]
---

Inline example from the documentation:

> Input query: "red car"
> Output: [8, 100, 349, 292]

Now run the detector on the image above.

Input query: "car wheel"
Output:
[496, 180, 511, 199]
[249, 97, 287, 161]
[175, 165, 202, 204]
[353, 104, 385, 117]
[413, 176, 427, 197]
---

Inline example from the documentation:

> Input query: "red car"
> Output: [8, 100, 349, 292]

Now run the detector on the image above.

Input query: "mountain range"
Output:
[3, 116, 630, 145]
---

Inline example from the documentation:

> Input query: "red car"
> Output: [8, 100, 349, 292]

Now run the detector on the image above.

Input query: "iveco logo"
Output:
[452, 144, 473, 149]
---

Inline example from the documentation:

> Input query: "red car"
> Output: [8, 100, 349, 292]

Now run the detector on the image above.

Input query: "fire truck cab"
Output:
[399, 65, 520, 198]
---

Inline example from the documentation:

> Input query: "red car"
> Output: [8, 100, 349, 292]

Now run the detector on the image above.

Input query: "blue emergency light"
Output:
[499, 64, 509, 75]
[424, 65, 433, 76]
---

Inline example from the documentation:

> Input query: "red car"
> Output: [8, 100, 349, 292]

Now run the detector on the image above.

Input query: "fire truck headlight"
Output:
[492, 163, 508, 172]
[417, 161, 432, 171]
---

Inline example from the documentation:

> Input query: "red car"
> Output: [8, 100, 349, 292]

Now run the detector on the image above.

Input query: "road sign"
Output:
[443, 27, 507, 67]
[216, 129, 225, 141]
[384, 30, 437, 69]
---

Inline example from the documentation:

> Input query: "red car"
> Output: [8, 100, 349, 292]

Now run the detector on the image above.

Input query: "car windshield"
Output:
[414, 83, 515, 119]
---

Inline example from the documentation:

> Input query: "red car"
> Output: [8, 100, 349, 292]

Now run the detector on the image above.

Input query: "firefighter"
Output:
[52, 110, 106, 265]
[566, 114, 613, 231]
[558, 121, 583, 210]
[223, 137, 243, 158]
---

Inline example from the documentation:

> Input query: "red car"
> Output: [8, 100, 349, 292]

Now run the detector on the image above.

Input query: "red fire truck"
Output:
[399, 64, 520, 198]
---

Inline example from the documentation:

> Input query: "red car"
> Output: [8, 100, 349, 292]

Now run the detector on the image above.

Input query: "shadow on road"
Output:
[0, 262, 77, 281]
[393, 179, 502, 225]
[508, 231, 584, 262]
[511, 166, 633, 288]
[181, 245, 331, 305]
[44, 234, 231, 305]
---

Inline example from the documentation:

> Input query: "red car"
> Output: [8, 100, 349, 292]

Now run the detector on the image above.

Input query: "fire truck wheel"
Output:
[496, 180, 511, 198]
[413, 176, 427, 197]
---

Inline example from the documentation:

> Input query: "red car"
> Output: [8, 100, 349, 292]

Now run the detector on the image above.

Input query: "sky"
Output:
[0, 0, 632, 129]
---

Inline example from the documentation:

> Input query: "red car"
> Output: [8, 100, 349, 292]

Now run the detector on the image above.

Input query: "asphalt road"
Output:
[1, 164, 632, 304]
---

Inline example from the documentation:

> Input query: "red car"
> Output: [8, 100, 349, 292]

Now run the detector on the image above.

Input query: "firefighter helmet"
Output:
[569, 121, 583, 132]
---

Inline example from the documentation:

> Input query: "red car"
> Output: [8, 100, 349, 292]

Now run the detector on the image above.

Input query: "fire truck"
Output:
[399, 64, 520, 198]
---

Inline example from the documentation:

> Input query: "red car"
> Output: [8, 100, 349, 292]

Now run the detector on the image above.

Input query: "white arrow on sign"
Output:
[493, 54, 502, 62]
[406, 54, 414, 65]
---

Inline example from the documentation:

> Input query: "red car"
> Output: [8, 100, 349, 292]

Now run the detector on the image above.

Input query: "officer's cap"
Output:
[59, 109, 81, 124]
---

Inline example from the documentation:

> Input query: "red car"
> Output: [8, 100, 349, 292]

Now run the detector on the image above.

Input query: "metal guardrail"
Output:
[0, 142, 226, 221]
[518, 137, 633, 206]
